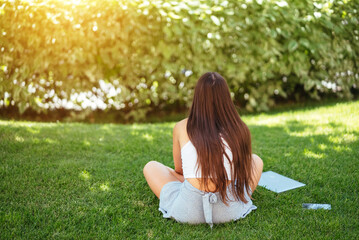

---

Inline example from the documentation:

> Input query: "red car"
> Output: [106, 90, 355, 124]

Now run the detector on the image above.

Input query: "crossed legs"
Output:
[143, 154, 263, 198]
[143, 161, 184, 198]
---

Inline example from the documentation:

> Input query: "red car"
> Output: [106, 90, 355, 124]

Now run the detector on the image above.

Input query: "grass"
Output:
[1, 100, 358, 239]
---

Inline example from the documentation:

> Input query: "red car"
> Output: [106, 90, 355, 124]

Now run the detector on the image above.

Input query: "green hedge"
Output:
[1, 0, 358, 120]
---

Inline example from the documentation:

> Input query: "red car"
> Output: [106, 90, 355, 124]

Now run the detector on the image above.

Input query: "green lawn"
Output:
[1, 101, 358, 239]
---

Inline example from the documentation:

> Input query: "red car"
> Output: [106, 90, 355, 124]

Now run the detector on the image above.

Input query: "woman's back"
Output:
[175, 118, 232, 192]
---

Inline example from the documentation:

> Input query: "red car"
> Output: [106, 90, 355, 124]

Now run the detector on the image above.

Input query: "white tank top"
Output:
[181, 140, 233, 179]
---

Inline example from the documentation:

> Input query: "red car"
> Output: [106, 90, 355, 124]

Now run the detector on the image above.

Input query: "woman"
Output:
[143, 72, 263, 227]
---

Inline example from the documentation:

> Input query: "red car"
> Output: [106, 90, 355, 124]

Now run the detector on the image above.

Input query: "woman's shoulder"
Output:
[173, 118, 189, 144]
[174, 118, 188, 131]
[173, 118, 188, 142]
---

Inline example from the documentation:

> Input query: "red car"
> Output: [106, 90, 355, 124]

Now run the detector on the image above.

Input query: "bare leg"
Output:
[250, 154, 264, 193]
[143, 161, 184, 198]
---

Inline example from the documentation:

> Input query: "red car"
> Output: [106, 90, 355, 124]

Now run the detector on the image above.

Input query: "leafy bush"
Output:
[0, 0, 358, 120]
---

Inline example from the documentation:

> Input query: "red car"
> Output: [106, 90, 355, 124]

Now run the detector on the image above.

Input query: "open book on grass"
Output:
[258, 171, 306, 193]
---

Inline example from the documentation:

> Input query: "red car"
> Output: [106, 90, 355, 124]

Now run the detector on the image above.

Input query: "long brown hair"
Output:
[187, 72, 253, 204]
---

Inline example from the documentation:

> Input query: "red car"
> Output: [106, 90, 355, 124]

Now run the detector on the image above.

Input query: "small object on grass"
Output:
[258, 171, 306, 193]
[302, 203, 331, 210]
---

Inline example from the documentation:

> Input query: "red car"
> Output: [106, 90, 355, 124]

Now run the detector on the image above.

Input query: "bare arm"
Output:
[250, 154, 263, 193]
[173, 122, 183, 175]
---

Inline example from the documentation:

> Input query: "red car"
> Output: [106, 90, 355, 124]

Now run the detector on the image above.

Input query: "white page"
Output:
[258, 171, 306, 193]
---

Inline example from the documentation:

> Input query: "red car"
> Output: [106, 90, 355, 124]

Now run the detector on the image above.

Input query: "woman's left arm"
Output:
[173, 122, 183, 175]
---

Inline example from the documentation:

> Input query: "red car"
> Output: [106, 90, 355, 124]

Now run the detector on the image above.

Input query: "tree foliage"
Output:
[0, 0, 358, 120]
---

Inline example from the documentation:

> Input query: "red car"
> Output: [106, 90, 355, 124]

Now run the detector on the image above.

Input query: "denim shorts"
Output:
[159, 180, 257, 227]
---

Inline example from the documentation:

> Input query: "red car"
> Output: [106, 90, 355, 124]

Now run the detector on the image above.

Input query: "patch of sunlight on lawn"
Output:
[245, 115, 287, 126]
[79, 170, 91, 180]
[244, 102, 359, 132]
[147, 229, 154, 239]
[287, 127, 313, 137]
[131, 130, 139, 136]
[287, 125, 340, 137]
[333, 145, 352, 152]
[100, 124, 117, 135]
[101, 207, 109, 213]
[328, 134, 357, 144]
[133, 200, 145, 207]
[15, 136, 24, 142]
[45, 138, 57, 144]
[304, 149, 325, 159]
[142, 133, 153, 141]
[26, 127, 40, 134]
[131, 124, 145, 130]
[314, 126, 338, 134]
[83, 140, 91, 146]
[100, 183, 110, 192]
[318, 144, 327, 150]
[101, 125, 110, 131]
